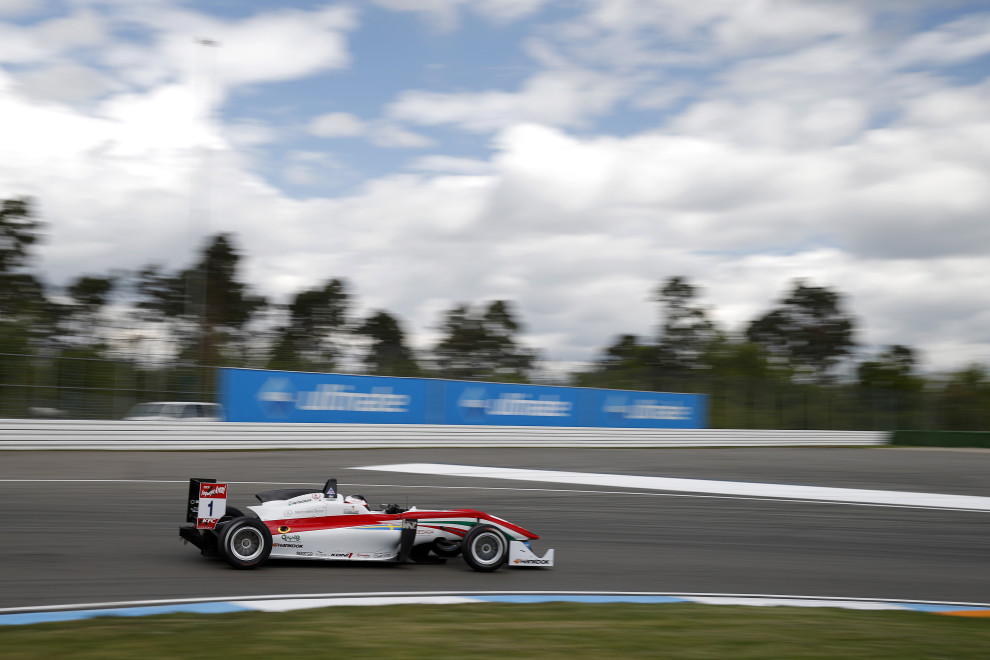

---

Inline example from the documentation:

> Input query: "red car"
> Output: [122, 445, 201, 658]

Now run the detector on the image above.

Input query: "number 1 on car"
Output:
[196, 482, 227, 527]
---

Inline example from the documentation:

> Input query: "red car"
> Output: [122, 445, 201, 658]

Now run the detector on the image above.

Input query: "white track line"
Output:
[0, 479, 314, 485]
[4, 591, 990, 615]
[4, 477, 988, 512]
[354, 463, 990, 512]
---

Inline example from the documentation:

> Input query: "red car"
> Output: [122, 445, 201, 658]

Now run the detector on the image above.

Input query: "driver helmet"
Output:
[344, 494, 369, 509]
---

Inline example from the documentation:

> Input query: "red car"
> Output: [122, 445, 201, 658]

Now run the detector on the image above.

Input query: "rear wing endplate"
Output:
[186, 478, 227, 529]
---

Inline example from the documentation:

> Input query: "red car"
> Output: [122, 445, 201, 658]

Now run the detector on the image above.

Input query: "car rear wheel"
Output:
[218, 517, 272, 569]
[462, 524, 507, 572]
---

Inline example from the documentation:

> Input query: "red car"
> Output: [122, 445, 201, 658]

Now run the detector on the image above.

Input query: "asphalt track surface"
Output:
[2, 447, 988, 610]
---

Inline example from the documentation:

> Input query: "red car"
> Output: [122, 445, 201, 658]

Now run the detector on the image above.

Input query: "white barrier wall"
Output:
[0, 419, 886, 450]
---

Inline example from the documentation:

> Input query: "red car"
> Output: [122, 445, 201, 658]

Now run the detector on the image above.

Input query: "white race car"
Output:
[179, 478, 554, 572]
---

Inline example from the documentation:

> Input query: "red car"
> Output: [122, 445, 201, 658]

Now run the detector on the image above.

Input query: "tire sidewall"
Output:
[218, 517, 272, 569]
[462, 524, 508, 572]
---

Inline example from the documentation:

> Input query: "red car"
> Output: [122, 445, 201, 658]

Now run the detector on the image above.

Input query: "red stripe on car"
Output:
[264, 509, 538, 539]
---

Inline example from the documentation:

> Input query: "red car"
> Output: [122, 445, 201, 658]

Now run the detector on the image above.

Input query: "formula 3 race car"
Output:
[179, 478, 554, 572]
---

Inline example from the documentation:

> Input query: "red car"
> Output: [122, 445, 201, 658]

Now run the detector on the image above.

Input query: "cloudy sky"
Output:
[2, 0, 989, 372]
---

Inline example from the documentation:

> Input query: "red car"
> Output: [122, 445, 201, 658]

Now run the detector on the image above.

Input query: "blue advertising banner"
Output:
[442, 381, 582, 427]
[596, 390, 707, 429]
[220, 368, 428, 424]
[220, 368, 707, 428]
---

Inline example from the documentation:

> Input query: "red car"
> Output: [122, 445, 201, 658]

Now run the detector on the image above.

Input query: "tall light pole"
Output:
[188, 37, 219, 396]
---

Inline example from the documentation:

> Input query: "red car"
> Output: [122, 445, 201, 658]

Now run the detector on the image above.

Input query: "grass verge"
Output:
[2, 603, 989, 659]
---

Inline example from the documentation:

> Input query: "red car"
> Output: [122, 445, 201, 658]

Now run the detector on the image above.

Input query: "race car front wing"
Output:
[508, 541, 554, 567]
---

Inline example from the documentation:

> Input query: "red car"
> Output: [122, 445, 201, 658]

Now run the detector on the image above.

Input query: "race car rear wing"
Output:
[186, 478, 213, 523]
[186, 478, 227, 529]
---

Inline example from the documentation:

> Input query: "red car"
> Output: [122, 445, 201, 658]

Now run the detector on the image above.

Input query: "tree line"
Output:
[0, 198, 533, 383]
[1, 197, 987, 429]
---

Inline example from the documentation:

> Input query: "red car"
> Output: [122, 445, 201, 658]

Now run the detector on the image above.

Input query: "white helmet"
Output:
[344, 494, 368, 508]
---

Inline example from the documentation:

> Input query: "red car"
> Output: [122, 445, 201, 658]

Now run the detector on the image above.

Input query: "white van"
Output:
[124, 402, 224, 421]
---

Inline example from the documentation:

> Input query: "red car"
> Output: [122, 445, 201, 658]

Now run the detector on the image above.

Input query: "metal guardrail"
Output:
[0, 420, 886, 450]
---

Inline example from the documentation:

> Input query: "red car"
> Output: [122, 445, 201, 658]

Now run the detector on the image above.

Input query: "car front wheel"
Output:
[462, 524, 508, 572]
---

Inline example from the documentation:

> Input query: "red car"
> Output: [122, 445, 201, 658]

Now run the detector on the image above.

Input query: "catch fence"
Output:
[0, 353, 986, 431]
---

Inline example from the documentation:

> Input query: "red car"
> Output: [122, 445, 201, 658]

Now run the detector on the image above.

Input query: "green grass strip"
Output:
[2, 603, 989, 659]
[891, 430, 990, 448]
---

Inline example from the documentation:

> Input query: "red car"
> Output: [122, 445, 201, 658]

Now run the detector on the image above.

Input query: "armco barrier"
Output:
[0, 419, 885, 450]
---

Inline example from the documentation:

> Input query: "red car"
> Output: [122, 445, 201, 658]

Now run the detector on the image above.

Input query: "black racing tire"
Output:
[221, 506, 244, 522]
[461, 524, 508, 572]
[431, 538, 462, 558]
[218, 517, 272, 569]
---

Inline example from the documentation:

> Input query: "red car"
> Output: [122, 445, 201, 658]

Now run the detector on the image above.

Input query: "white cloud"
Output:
[671, 98, 868, 149]
[2, 3, 360, 116]
[309, 111, 367, 137]
[0, 0, 42, 17]
[370, 0, 467, 31]
[225, 119, 278, 148]
[9, 90, 989, 369]
[0, 9, 107, 64]
[34, 9, 106, 51]
[895, 14, 990, 66]
[832, 162, 990, 259]
[162, 5, 358, 91]
[16, 62, 114, 103]
[2, 0, 990, 375]
[389, 68, 631, 132]
[368, 123, 433, 148]
[307, 113, 432, 148]
[903, 83, 990, 126]
[282, 150, 343, 186]
[711, 0, 867, 52]
[379, 1, 873, 141]
[371, 0, 551, 31]
[408, 155, 493, 175]
[579, 0, 866, 51]
[23, 4, 358, 106]
[0, 22, 45, 62]
[476, 0, 551, 22]
[9, 71, 989, 368]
